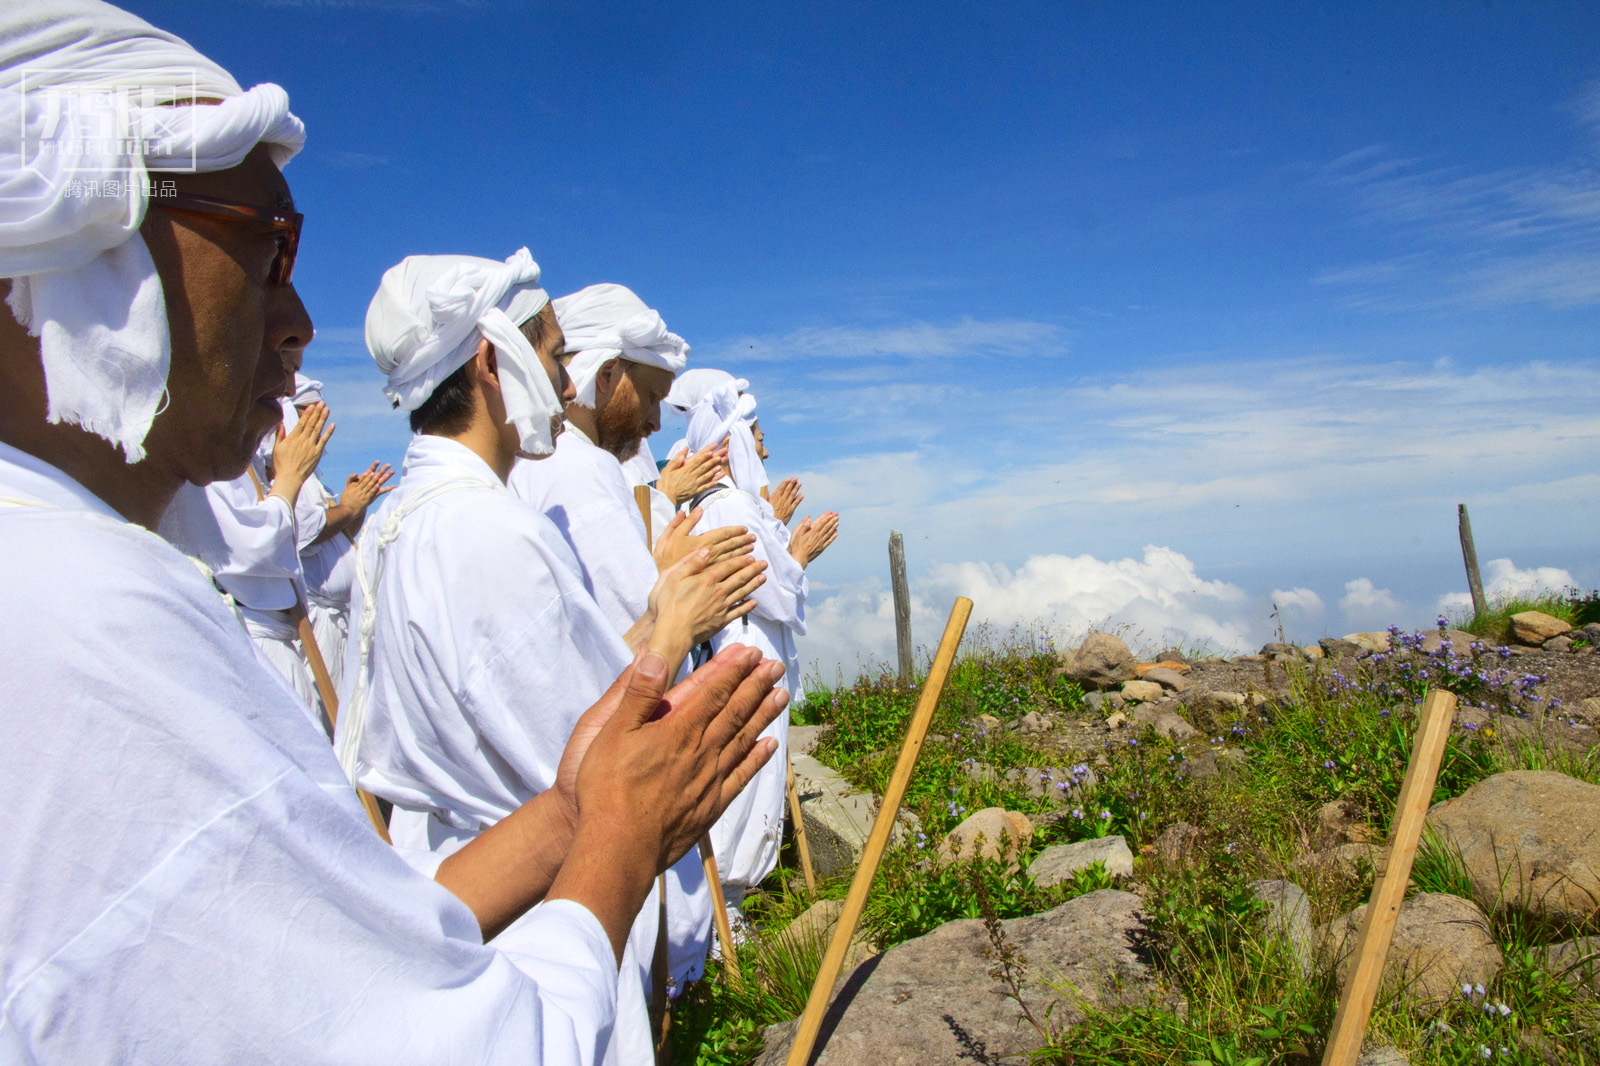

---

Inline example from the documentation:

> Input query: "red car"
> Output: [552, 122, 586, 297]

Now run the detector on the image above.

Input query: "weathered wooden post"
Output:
[1458, 504, 1488, 622]
[888, 531, 913, 683]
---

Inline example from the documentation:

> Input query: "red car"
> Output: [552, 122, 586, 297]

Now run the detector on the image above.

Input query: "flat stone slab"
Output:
[1029, 835, 1134, 886]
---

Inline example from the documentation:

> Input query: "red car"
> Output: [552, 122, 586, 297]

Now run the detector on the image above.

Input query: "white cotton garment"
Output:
[0, 439, 619, 1065]
[684, 375, 767, 498]
[508, 430, 716, 989]
[334, 433, 671, 1058]
[0, 0, 305, 461]
[554, 283, 688, 408]
[693, 483, 806, 898]
[366, 249, 564, 457]
[292, 370, 324, 405]
[665, 368, 743, 419]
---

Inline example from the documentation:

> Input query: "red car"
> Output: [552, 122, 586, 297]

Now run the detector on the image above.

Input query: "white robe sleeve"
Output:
[158, 474, 303, 611]
[0, 502, 618, 1066]
[293, 470, 331, 552]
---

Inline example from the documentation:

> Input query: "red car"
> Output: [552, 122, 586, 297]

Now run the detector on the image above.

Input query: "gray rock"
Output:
[1059, 632, 1137, 690]
[789, 724, 827, 758]
[1153, 647, 1191, 665]
[1183, 690, 1251, 735]
[1250, 879, 1312, 975]
[1323, 892, 1502, 1010]
[1542, 936, 1600, 995]
[937, 807, 1033, 865]
[1544, 635, 1574, 653]
[1104, 710, 1127, 730]
[755, 891, 1155, 1066]
[1083, 691, 1109, 714]
[1155, 822, 1200, 868]
[1356, 1047, 1411, 1066]
[1320, 637, 1362, 659]
[1426, 770, 1600, 922]
[1261, 642, 1302, 659]
[1004, 765, 1097, 805]
[1343, 632, 1394, 656]
[1575, 622, 1600, 645]
[1016, 710, 1050, 734]
[792, 753, 910, 878]
[1296, 843, 1385, 884]
[1573, 697, 1600, 726]
[1153, 713, 1198, 741]
[1030, 836, 1135, 885]
[1128, 703, 1160, 728]
[1142, 667, 1190, 693]
[1313, 797, 1373, 850]
[1121, 679, 1164, 704]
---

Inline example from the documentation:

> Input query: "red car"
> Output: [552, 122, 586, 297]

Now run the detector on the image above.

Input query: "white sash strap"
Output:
[335, 474, 500, 783]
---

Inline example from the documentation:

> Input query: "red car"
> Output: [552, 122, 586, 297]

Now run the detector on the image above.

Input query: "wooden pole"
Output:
[1321, 688, 1458, 1066]
[700, 836, 740, 982]
[247, 467, 391, 843]
[651, 873, 670, 1065]
[786, 759, 817, 894]
[888, 531, 913, 684]
[784, 597, 973, 1066]
[1458, 505, 1487, 622]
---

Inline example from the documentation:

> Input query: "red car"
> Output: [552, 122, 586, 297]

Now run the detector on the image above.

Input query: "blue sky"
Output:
[132, 0, 1600, 674]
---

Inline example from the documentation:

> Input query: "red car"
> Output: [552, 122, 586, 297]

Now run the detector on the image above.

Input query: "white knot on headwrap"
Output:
[666, 367, 742, 418]
[0, 0, 306, 462]
[683, 372, 767, 498]
[553, 282, 688, 408]
[291, 371, 323, 406]
[365, 247, 564, 456]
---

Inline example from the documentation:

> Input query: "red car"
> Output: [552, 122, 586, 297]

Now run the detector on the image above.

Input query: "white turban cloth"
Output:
[0, 0, 305, 462]
[665, 367, 741, 418]
[365, 248, 563, 457]
[292, 371, 323, 406]
[553, 282, 688, 409]
[683, 372, 766, 498]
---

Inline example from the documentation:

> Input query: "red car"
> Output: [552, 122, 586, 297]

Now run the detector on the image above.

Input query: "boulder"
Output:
[1153, 713, 1198, 741]
[1104, 710, 1127, 730]
[789, 724, 827, 758]
[1545, 635, 1574, 653]
[974, 713, 1001, 734]
[1426, 770, 1600, 922]
[1320, 637, 1363, 659]
[1297, 843, 1385, 883]
[1121, 679, 1163, 704]
[937, 808, 1033, 866]
[1251, 879, 1312, 975]
[1302, 645, 1325, 660]
[1030, 835, 1135, 886]
[1142, 667, 1190, 693]
[1574, 697, 1600, 727]
[1355, 1048, 1410, 1066]
[792, 753, 901, 878]
[1419, 629, 1479, 656]
[1261, 642, 1302, 659]
[773, 899, 876, 971]
[1575, 622, 1600, 645]
[1003, 765, 1097, 805]
[1135, 660, 1192, 678]
[1183, 690, 1250, 735]
[1542, 937, 1600, 995]
[1314, 797, 1373, 850]
[1015, 710, 1050, 734]
[756, 891, 1155, 1066]
[1155, 822, 1201, 868]
[1059, 632, 1137, 690]
[1511, 611, 1571, 646]
[1324, 892, 1502, 1009]
[1344, 632, 1394, 656]
[1153, 647, 1191, 665]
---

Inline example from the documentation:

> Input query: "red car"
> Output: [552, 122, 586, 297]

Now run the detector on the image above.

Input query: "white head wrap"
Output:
[291, 372, 323, 406]
[365, 248, 563, 456]
[683, 371, 766, 497]
[665, 367, 740, 418]
[552, 282, 688, 408]
[0, 0, 305, 462]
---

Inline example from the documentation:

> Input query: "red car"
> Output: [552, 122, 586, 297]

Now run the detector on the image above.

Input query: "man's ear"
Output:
[595, 355, 624, 399]
[473, 338, 501, 390]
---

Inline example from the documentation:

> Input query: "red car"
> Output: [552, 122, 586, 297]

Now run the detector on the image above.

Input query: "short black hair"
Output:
[408, 360, 474, 435]
[407, 306, 554, 435]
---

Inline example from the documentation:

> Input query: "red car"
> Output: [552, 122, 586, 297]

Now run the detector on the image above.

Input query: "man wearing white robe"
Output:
[509, 282, 728, 987]
[340, 252, 769, 1058]
[680, 372, 840, 910]
[0, 4, 785, 1062]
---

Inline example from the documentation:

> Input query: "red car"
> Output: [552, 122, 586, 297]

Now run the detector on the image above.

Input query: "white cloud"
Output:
[708, 317, 1066, 363]
[1338, 578, 1402, 629]
[1436, 557, 1576, 613]
[1270, 587, 1325, 629]
[800, 546, 1254, 682]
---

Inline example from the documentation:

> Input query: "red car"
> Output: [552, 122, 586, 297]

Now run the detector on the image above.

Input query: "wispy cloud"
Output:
[706, 317, 1066, 363]
[1316, 80, 1600, 311]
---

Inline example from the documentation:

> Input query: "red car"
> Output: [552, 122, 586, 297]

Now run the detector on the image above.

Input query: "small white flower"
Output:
[1478, 1046, 1491, 1060]
[1496, 1002, 1511, 1017]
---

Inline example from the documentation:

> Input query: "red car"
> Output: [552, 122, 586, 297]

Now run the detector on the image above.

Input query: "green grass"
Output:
[1451, 586, 1600, 644]
[672, 627, 1600, 1066]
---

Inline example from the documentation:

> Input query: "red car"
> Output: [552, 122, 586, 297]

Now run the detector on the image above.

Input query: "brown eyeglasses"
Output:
[156, 192, 303, 285]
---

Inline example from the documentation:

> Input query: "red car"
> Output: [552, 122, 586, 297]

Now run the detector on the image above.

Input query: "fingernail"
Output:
[775, 690, 790, 709]
[637, 652, 666, 681]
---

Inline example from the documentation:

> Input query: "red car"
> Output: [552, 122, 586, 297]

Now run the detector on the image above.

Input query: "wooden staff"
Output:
[787, 759, 817, 894]
[248, 468, 392, 843]
[1321, 688, 1457, 1066]
[784, 597, 973, 1066]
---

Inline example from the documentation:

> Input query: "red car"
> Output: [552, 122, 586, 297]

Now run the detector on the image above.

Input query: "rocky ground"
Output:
[678, 611, 1600, 1066]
